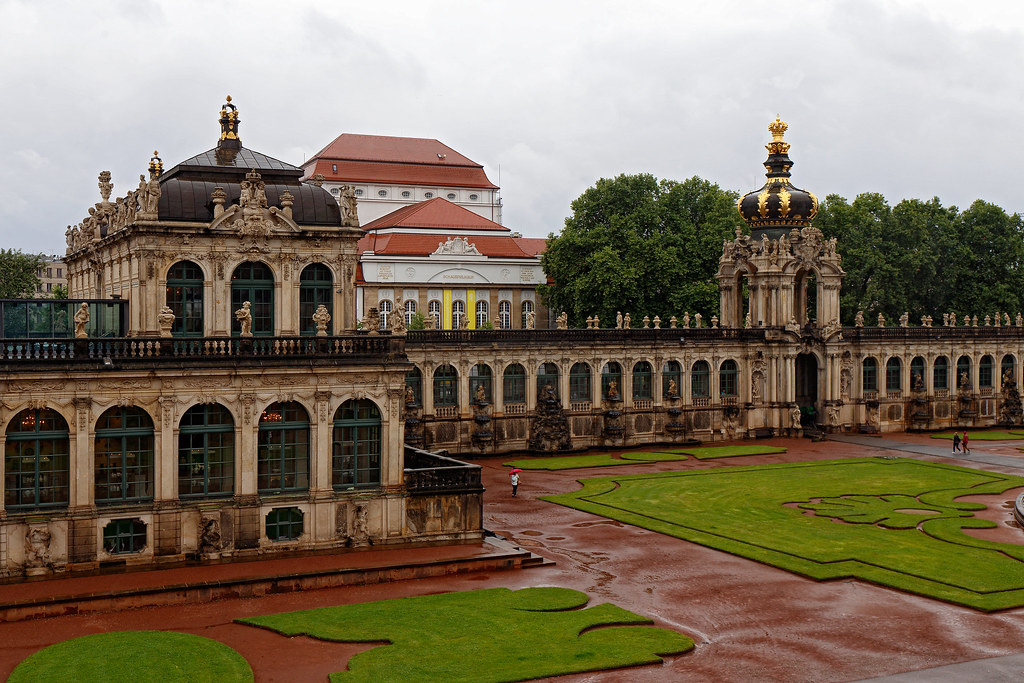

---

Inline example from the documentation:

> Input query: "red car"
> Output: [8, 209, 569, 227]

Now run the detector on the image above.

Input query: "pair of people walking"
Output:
[952, 431, 970, 454]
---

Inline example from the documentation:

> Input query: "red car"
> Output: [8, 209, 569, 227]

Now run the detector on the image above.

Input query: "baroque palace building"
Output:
[1, 102, 1021, 578]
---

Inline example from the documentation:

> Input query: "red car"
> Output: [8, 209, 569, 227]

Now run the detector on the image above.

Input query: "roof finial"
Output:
[219, 95, 240, 146]
[766, 116, 790, 155]
[148, 150, 163, 179]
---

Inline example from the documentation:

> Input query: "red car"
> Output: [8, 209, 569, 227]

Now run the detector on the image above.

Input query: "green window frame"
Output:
[719, 360, 738, 397]
[469, 364, 493, 403]
[299, 264, 333, 336]
[1002, 355, 1016, 388]
[258, 402, 309, 494]
[405, 368, 423, 406]
[94, 407, 154, 505]
[933, 356, 948, 390]
[980, 355, 994, 388]
[4, 408, 70, 510]
[433, 365, 458, 407]
[178, 404, 235, 498]
[957, 356, 971, 388]
[886, 357, 902, 392]
[231, 261, 275, 336]
[266, 507, 304, 542]
[333, 399, 381, 490]
[503, 364, 526, 404]
[691, 361, 710, 398]
[632, 361, 653, 400]
[103, 518, 147, 554]
[538, 363, 559, 399]
[910, 356, 926, 391]
[602, 362, 622, 400]
[862, 357, 878, 392]
[569, 363, 591, 402]
[662, 361, 681, 397]
[166, 260, 204, 337]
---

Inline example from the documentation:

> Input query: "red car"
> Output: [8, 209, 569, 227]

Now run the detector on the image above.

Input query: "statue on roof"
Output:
[340, 186, 359, 228]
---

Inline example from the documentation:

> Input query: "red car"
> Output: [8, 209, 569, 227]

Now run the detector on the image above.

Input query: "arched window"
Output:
[1002, 354, 1016, 388]
[299, 264, 333, 336]
[470, 364, 493, 402]
[5, 408, 69, 510]
[179, 403, 234, 498]
[333, 399, 381, 490]
[166, 260, 204, 337]
[886, 357, 902, 392]
[404, 299, 417, 327]
[662, 361, 681, 397]
[910, 356, 926, 391]
[452, 300, 466, 329]
[719, 360, 738, 397]
[957, 356, 972, 389]
[570, 363, 592, 402]
[95, 407, 154, 504]
[980, 355, 994, 388]
[405, 367, 422, 406]
[521, 300, 535, 329]
[499, 301, 511, 329]
[933, 356, 949, 391]
[258, 402, 309, 494]
[476, 300, 489, 328]
[428, 299, 441, 324]
[503, 363, 526, 404]
[632, 361, 653, 400]
[691, 361, 710, 398]
[231, 261, 274, 336]
[378, 299, 393, 331]
[602, 362, 622, 400]
[538, 363, 559, 398]
[862, 357, 878, 392]
[433, 364, 458, 406]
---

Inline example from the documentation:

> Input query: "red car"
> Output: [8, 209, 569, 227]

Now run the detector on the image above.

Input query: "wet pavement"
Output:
[5, 434, 1024, 682]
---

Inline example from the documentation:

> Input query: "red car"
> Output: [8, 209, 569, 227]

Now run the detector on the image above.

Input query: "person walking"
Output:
[510, 470, 520, 497]
[952, 432, 961, 453]
[962, 431, 970, 454]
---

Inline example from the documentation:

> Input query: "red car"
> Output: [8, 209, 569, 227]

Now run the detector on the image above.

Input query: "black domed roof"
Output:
[738, 118, 818, 240]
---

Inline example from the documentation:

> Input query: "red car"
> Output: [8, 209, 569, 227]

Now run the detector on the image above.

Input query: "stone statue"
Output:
[340, 186, 360, 228]
[1006, 313, 1012, 327]
[235, 301, 253, 336]
[855, 310, 864, 327]
[943, 313, 950, 326]
[827, 406, 840, 427]
[157, 306, 175, 337]
[199, 517, 222, 554]
[389, 308, 406, 336]
[24, 526, 52, 572]
[623, 313, 631, 329]
[525, 311, 536, 330]
[1018, 313, 1023, 327]
[606, 380, 619, 400]
[913, 373, 924, 392]
[877, 313, 885, 328]
[959, 370, 970, 391]
[475, 384, 487, 404]
[751, 373, 761, 402]
[950, 313, 957, 326]
[791, 404, 802, 429]
[363, 307, 380, 335]
[667, 378, 678, 397]
[312, 304, 331, 336]
[425, 312, 438, 330]
[744, 311, 752, 329]
[995, 313, 1001, 328]
[899, 312, 909, 327]
[694, 313, 702, 328]
[74, 302, 90, 338]
[350, 502, 370, 547]
[556, 312, 567, 330]
[682, 312, 690, 328]
[540, 383, 556, 401]
[593, 315, 599, 327]
[616, 311, 623, 329]
[405, 385, 416, 405]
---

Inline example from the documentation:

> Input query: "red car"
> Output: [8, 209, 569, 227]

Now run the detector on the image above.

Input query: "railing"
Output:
[0, 334, 403, 364]
[404, 446, 483, 494]
[980, 387, 994, 397]
[693, 397, 711, 407]
[720, 396, 738, 406]
[847, 326, 1024, 341]
[886, 390, 902, 400]
[863, 391, 878, 401]
[407, 327, 767, 345]
[633, 399, 653, 410]
[433, 405, 459, 418]
[504, 404, 527, 415]
[570, 401, 592, 412]
[934, 388, 949, 398]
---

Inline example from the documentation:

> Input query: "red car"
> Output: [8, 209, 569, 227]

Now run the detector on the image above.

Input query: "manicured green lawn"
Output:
[9, 631, 253, 683]
[503, 452, 685, 470]
[930, 430, 1024, 440]
[655, 445, 788, 459]
[543, 458, 1024, 611]
[238, 587, 692, 682]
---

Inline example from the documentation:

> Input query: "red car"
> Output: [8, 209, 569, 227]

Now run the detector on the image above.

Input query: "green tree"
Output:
[407, 311, 426, 330]
[50, 284, 68, 299]
[539, 174, 743, 325]
[0, 250, 44, 299]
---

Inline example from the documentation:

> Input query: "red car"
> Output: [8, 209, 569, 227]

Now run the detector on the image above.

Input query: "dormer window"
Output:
[378, 190, 387, 197]
[402, 191, 411, 198]
[331, 188, 339, 195]
[355, 189, 364, 196]
[424, 192, 434, 199]
[469, 194, 478, 201]
[447, 193, 456, 200]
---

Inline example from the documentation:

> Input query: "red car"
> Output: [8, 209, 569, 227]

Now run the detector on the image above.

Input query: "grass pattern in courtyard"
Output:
[543, 458, 1024, 611]
[655, 445, 788, 459]
[9, 631, 254, 683]
[238, 587, 692, 682]
[502, 451, 686, 470]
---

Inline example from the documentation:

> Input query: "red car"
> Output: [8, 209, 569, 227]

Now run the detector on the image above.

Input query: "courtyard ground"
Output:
[4, 434, 1024, 681]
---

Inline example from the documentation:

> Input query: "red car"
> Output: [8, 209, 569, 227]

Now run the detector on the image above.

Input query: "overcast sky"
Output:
[2, 0, 1024, 256]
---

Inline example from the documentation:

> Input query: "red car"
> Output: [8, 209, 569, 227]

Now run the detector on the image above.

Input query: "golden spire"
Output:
[148, 150, 163, 179]
[219, 95, 240, 142]
[766, 116, 791, 155]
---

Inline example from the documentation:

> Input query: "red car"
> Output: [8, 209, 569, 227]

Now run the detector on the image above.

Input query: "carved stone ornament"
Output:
[312, 304, 331, 336]
[207, 169, 300, 250]
[158, 306, 176, 337]
[432, 237, 481, 256]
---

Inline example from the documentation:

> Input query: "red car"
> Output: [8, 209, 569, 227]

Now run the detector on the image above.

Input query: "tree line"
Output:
[540, 173, 1024, 327]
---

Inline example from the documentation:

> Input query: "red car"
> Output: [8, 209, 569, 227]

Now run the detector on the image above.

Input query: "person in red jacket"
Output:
[962, 431, 970, 454]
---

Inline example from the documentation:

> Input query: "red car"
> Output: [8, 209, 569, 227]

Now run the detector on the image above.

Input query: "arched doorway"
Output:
[796, 353, 819, 423]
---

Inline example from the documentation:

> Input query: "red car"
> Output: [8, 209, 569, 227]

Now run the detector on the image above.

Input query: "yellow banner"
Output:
[442, 289, 452, 330]
[467, 290, 476, 330]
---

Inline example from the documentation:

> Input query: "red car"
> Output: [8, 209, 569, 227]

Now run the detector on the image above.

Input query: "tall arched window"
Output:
[1002, 354, 1016, 388]
[503, 363, 526, 404]
[470, 364, 493, 402]
[632, 361, 653, 400]
[719, 360, 738, 397]
[691, 361, 710, 398]
[980, 355, 994, 388]
[333, 399, 381, 490]
[521, 300, 535, 329]
[433, 364, 458, 406]
[933, 356, 949, 391]
[95, 407, 154, 504]
[452, 300, 466, 329]
[602, 362, 622, 400]
[428, 300, 441, 324]
[538, 363, 559, 398]
[405, 367, 423, 406]
[231, 261, 274, 336]
[476, 300, 489, 328]
[662, 361, 681, 397]
[886, 357, 902, 392]
[957, 356, 972, 389]
[5, 408, 69, 510]
[258, 402, 309, 494]
[299, 264, 332, 336]
[166, 260, 204, 337]
[499, 301, 511, 329]
[910, 356, 926, 391]
[570, 362, 592, 402]
[404, 299, 418, 327]
[862, 357, 878, 392]
[378, 299, 393, 330]
[179, 403, 234, 498]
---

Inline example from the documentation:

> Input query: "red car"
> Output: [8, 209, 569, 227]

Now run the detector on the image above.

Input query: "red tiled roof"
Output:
[362, 197, 509, 232]
[358, 233, 536, 259]
[303, 134, 498, 189]
[515, 238, 548, 256]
